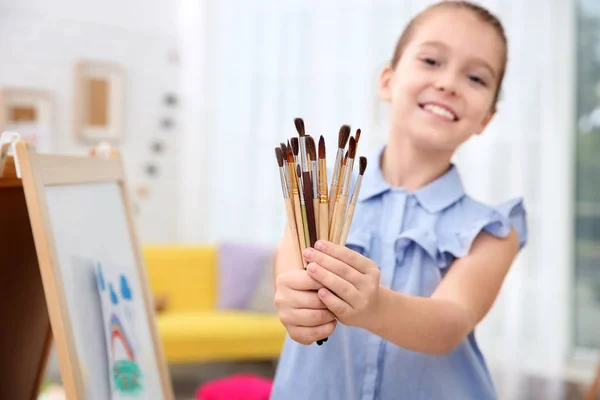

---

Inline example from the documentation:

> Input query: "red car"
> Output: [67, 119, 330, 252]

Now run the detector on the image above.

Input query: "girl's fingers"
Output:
[287, 320, 337, 345]
[280, 307, 336, 327]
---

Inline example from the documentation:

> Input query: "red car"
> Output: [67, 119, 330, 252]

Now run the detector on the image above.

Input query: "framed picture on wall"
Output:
[74, 60, 126, 145]
[0, 87, 54, 153]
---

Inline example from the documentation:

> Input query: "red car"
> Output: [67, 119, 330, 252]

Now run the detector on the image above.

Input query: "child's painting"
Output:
[93, 260, 162, 399]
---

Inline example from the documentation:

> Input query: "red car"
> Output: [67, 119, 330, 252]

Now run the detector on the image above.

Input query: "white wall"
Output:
[0, 0, 181, 243]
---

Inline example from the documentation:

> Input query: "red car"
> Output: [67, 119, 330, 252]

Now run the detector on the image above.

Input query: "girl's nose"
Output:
[434, 72, 458, 96]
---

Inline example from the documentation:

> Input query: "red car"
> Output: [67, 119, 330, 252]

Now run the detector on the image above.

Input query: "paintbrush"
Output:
[317, 135, 329, 242]
[296, 164, 311, 253]
[280, 142, 291, 193]
[339, 156, 367, 246]
[295, 118, 318, 248]
[328, 125, 351, 224]
[354, 129, 361, 152]
[306, 135, 319, 239]
[329, 150, 347, 241]
[286, 146, 307, 268]
[276, 147, 303, 266]
[290, 137, 299, 167]
[331, 137, 356, 244]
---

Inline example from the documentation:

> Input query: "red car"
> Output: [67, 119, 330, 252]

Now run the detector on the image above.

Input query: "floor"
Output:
[43, 350, 598, 399]
[169, 361, 277, 399]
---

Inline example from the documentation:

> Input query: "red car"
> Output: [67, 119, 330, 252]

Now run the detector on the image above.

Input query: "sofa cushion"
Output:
[144, 246, 217, 312]
[217, 242, 274, 310]
[156, 311, 286, 363]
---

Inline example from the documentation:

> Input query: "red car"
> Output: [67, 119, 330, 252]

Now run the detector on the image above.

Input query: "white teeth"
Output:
[422, 104, 456, 121]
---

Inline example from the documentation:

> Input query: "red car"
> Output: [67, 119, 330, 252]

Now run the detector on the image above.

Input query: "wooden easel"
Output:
[0, 134, 174, 399]
[0, 144, 52, 400]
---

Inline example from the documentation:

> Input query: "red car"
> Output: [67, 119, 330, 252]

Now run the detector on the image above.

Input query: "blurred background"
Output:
[2, 0, 599, 399]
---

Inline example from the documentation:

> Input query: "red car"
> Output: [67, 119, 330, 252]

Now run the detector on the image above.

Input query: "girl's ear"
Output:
[378, 64, 394, 102]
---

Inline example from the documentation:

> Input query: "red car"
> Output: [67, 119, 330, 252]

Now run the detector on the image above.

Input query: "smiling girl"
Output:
[271, 2, 527, 399]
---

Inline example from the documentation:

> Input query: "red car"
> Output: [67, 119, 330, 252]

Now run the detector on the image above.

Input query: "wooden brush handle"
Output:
[293, 194, 307, 268]
[313, 198, 319, 239]
[331, 194, 348, 244]
[339, 202, 356, 246]
[301, 205, 310, 252]
[285, 198, 303, 267]
[302, 171, 318, 247]
[329, 198, 343, 242]
[319, 202, 329, 242]
[328, 183, 338, 224]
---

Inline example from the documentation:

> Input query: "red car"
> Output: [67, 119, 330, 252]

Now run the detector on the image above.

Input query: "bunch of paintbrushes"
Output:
[274, 118, 367, 345]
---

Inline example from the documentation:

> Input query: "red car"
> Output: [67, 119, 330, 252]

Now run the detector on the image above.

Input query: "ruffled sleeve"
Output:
[439, 197, 528, 264]
[396, 197, 528, 269]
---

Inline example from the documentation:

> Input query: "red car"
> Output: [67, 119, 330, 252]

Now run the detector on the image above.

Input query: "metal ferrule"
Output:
[331, 149, 343, 185]
[298, 173, 306, 205]
[341, 158, 355, 196]
[318, 159, 328, 202]
[350, 176, 363, 204]
[282, 163, 290, 193]
[288, 161, 298, 194]
[279, 167, 289, 199]
[299, 137, 309, 172]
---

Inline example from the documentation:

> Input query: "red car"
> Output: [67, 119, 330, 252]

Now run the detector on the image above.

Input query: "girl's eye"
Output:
[421, 57, 439, 67]
[469, 75, 487, 86]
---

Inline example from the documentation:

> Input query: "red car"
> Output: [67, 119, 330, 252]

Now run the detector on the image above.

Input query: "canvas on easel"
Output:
[0, 136, 174, 400]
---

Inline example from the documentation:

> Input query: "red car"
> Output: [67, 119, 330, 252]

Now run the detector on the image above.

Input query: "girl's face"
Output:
[379, 9, 504, 152]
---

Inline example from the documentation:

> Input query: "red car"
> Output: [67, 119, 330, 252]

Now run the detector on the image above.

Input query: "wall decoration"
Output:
[164, 94, 177, 107]
[0, 88, 54, 152]
[144, 163, 159, 178]
[160, 118, 173, 131]
[74, 60, 126, 145]
[150, 140, 165, 154]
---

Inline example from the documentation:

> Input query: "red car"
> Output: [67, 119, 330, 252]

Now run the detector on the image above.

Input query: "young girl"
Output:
[271, 2, 527, 399]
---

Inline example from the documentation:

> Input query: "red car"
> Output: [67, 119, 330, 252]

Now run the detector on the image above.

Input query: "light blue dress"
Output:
[271, 145, 528, 400]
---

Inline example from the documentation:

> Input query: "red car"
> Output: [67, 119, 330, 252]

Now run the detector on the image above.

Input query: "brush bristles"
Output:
[348, 136, 356, 159]
[280, 142, 287, 156]
[338, 125, 351, 149]
[306, 136, 316, 161]
[318, 135, 326, 159]
[291, 137, 299, 156]
[355, 129, 361, 145]
[343, 151, 348, 165]
[359, 156, 367, 175]
[286, 146, 294, 163]
[275, 147, 284, 167]
[294, 118, 306, 137]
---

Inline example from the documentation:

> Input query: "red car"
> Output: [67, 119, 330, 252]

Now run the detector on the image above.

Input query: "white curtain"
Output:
[177, 0, 578, 390]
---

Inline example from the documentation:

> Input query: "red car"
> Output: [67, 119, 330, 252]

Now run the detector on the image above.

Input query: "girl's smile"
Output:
[418, 101, 459, 122]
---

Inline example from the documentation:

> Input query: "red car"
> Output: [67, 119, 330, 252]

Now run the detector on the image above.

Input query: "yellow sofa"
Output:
[143, 245, 287, 364]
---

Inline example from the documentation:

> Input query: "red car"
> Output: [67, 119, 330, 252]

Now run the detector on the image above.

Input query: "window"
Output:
[575, 0, 600, 349]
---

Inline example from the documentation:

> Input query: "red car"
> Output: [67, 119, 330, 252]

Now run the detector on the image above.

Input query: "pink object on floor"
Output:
[195, 374, 273, 400]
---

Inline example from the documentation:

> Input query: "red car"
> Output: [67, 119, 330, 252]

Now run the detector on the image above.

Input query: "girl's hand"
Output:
[303, 240, 381, 330]
[274, 269, 338, 345]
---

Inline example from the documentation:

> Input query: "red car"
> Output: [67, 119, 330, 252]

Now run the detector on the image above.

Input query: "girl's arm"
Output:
[303, 229, 520, 354]
[372, 229, 520, 354]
